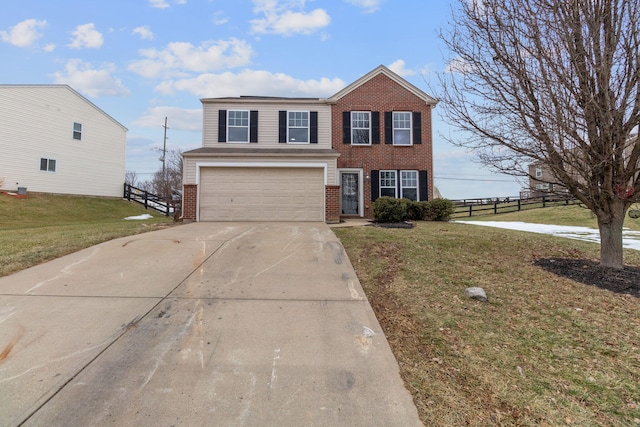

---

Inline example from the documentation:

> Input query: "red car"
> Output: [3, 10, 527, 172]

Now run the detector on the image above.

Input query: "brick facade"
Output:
[325, 185, 340, 223]
[331, 73, 435, 218]
[182, 184, 197, 222]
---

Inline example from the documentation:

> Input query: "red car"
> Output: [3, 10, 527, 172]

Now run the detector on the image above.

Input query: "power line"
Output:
[434, 176, 517, 183]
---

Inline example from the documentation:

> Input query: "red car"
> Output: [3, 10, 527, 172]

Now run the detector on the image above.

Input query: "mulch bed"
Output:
[534, 257, 640, 298]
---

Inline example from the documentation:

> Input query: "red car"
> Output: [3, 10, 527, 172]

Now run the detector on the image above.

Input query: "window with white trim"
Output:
[380, 170, 397, 197]
[227, 110, 250, 142]
[400, 170, 418, 200]
[351, 111, 371, 145]
[288, 111, 309, 143]
[535, 166, 542, 178]
[393, 112, 412, 145]
[40, 158, 56, 172]
[73, 122, 82, 140]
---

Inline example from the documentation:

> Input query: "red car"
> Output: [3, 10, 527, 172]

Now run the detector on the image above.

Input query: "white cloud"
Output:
[148, 0, 186, 9]
[133, 26, 154, 40]
[155, 69, 346, 98]
[133, 106, 201, 131]
[445, 56, 476, 74]
[251, 0, 331, 36]
[212, 11, 229, 25]
[388, 59, 416, 77]
[68, 23, 104, 49]
[53, 59, 130, 97]
[344, 0, 383, 14]
[0, 19, 47, 48]
[43, 43, 56, 52]
[128, 38, 253, 79]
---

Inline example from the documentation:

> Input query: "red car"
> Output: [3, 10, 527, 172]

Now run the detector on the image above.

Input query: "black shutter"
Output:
[342, 111, 351, 144]
[371, 170, 380, 202]
[278, 111, 287, 143]
[249, 110, 258, 143]
[218, 110, 227, 143]
[419, 170, 428, 201]
[371, 112, 380, 144]
[413, 112, 422, 144]
[310, 111, 318, 144]
[384, 112, 393, 144]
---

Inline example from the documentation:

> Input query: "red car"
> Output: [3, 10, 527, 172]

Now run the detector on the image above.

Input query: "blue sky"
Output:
[0, 0, 523, 199]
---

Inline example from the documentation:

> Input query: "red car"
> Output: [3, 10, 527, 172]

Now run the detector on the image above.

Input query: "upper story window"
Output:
[288, 111, 309, 143]
[40, 158, 56, 172]
[392, 112, 412, 145]
[351, 112, 371, 145]
[227, 110, 250, 143]
[535, 166, 543, 178]
[73, 122, 82, 140]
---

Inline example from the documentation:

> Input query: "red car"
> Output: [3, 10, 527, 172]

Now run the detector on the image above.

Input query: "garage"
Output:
[199, 167, 325, 221]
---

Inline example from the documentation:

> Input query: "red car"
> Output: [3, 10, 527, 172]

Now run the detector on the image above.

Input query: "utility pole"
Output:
[162, 117, 169, 173]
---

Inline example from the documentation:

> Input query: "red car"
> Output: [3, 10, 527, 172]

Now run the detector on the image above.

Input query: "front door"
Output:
[341, 172, 359, 215]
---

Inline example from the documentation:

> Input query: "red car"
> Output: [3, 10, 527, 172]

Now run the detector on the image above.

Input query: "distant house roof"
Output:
[201, 96, 325, 104]
[0, 84, 128, 131]
[326, 65, 439, 106]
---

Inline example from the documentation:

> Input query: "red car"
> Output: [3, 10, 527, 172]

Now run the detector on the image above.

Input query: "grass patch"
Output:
[0, 193, 175, 277]
[334, 221, 640, 426]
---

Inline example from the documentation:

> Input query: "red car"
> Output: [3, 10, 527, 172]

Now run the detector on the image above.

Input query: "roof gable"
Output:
[327, 65, 438, 106]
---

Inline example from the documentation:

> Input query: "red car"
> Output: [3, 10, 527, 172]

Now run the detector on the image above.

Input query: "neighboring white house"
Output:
[0, 85, 127, 198]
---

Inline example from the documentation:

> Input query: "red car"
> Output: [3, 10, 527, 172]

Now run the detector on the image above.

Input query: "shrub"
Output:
[405, 200, 429, 221]
[425, 198, 455, 221]
[373, 196, 407, 223]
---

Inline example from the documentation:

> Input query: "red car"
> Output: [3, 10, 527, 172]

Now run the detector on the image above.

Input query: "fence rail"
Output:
[123, 183, 175, 216]
[450, 195, 578, 219]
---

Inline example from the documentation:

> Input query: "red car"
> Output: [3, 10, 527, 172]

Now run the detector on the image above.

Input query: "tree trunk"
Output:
[597, 206, 626, 269]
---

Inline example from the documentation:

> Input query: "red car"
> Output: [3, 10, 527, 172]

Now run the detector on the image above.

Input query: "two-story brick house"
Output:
[181, 65, 437, 222]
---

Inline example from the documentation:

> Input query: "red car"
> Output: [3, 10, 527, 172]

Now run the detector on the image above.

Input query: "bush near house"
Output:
[373, 197, 455, 223]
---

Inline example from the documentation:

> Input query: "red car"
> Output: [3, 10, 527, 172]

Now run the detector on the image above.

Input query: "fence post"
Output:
[543, 195, 546, 207]
[144, 191, 148, 210]
[469, 205, 472, 217]
[518, 198, 521, 211]
[494, 201, 498, 214]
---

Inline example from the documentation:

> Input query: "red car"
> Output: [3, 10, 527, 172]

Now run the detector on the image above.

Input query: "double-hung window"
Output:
[400, 170, 418, 200]
[227, 110, 250, 143]
[393, 112, 412, 145]
[40, 158, 56, 172]
[288, 111, 309, 143]
[73, 122, 82, 140]
[535, 166, 542, 178]
[379, 170, 397, 197]
[351, 112, 371, 145]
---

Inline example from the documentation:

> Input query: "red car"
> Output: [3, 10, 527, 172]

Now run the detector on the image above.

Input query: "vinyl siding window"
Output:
[393, 112, 412, 145]
[73, 122, 82, 140]
[535, 167, 542, 178]
[227, 110, 250, 143]
[351, 112, 371, 145]
[40, 158, 56, 172]
[380, 170, 397, 197]
[401, 170, 418, 200]
[288, 111, 309, 143]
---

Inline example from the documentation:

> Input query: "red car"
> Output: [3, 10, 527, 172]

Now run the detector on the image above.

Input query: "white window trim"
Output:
[535, 167, 543, 178]
[400, 170, 419, 200]
[392, 111, 412, 146]
[351, 111, 371, 145]
[379, 170, 397, 198]
[287, 110, 310, 144]
[73, 122, 82, 141]
[40, 157, 57, 173]
[227, 110, 250, 144]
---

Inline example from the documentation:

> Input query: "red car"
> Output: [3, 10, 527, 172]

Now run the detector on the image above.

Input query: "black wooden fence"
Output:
[450, 195, 578, 219]
[123, 183, 174, 216]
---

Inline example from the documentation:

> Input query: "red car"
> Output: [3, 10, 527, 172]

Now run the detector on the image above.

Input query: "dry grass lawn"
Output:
[334, 221, 640, 426]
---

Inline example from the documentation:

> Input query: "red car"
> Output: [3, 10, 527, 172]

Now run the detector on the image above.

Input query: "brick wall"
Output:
[331, 73, 434, 218]
[182, 184, 197, 221]
[325, 185, 340, 223]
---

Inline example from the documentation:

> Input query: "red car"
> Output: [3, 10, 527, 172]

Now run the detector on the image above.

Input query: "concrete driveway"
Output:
[0, 222, 422, 427]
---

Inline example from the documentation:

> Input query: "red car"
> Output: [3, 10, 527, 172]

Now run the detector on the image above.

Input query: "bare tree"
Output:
[149, 149, 183, 201]
[125, 170, 138, 187]
[439, 0, 640, 268]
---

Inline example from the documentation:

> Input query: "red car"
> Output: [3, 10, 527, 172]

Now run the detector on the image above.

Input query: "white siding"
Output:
[202, 101, 332, 149]
[0, 86, 127, 197]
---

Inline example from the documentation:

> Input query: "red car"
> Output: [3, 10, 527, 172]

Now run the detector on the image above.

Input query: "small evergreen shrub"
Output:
[373, 196, 407, 223]
[425, 198, 455, 221]
[405, 200, 429, 221]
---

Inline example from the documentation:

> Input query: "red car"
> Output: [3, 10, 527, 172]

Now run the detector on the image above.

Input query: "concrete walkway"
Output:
[0, 222, 421, 426]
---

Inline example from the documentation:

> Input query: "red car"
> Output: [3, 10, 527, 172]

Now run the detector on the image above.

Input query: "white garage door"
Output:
[199, 167, 325, 221]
